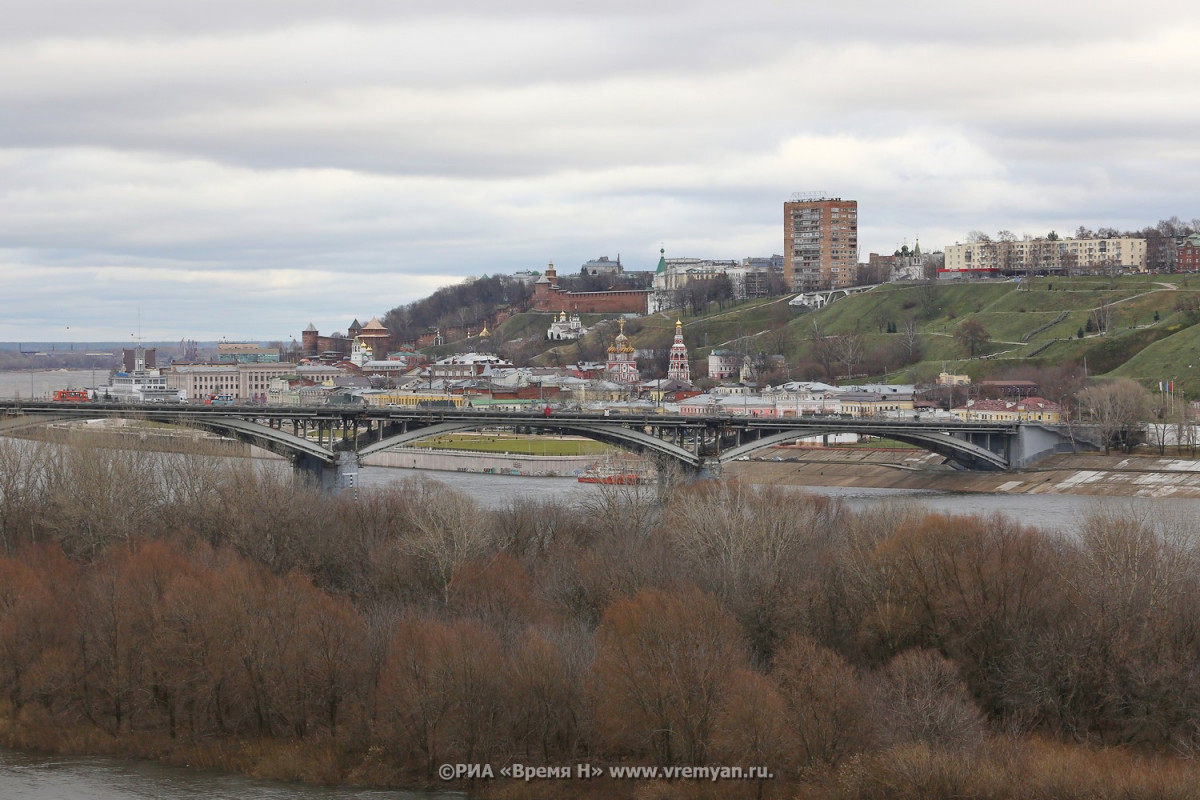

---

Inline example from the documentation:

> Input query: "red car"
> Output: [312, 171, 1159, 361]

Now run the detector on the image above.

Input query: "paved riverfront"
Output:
[726, 450, 1200, 498]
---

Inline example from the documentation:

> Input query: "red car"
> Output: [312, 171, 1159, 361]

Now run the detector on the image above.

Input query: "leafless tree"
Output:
[901, 316, 923, 363]
[1091, 300, 1116, 335]
[868, 648, 985, 751]
[1172, 401, 1197, 457]
[1078, 379, 1152, 454]
[591, 585, 745, 766]
[399, 479, 495, 605]
[831, 333, 865, 379]
[771, 634, 870, 765]
[0, 439, 51, 554]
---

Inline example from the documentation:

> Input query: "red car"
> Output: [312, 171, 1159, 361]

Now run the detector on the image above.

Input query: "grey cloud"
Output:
[3, 2, 1200, 339]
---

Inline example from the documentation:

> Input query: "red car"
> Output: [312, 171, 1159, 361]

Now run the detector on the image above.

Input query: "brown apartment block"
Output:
[784, 197, 858, 290]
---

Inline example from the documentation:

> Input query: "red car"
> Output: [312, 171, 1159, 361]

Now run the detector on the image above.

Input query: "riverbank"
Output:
[725, 447, 1200, 498]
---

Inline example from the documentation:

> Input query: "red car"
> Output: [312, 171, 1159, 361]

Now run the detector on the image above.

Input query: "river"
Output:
[0, 369, 101, 401]
[354, 465, 1200, 534]
[0, 747, 459, 800]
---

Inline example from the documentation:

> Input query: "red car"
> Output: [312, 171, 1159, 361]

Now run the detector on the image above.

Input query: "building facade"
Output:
[952, 397, 1062, 423]
[301, 323, 351, 359]
[166, 362, 297, 403]
[942, 236, 1148, 276]
[784, 196, 859, 290]
[581, 255, 622, 276]
[1178, 233, 1200, 271]
[707, 349, 742, 380]
[428, 353, 514, 381]
[216, 342, 280, 363]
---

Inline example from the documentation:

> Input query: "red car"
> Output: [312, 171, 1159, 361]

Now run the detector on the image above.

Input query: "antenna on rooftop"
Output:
[791, 190, 832, 201]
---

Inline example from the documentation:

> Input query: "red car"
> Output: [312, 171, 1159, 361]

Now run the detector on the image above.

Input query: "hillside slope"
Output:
[457, 274, 1200, 395]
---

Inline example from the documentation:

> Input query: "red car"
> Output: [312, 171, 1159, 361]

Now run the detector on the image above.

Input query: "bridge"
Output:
[788, 283, 880, 311]
[0, 400, 1093, 488]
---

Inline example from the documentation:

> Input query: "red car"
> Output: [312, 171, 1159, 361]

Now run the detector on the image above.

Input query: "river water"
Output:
[0, 748, 459, 800]
[355, 465, 1200, 534]
[0, 369, 101, 400]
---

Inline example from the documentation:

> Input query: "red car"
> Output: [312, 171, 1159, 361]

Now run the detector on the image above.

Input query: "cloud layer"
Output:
[3, 1, 1200, 340]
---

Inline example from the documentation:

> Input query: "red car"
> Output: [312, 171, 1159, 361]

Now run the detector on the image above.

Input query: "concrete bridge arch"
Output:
[717, 427, 1009, 470]
[358, 418, 702, 470]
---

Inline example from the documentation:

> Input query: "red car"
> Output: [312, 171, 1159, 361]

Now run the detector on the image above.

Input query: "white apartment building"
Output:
[167, 362, 297, 402]
[942, 236, 1147, 276]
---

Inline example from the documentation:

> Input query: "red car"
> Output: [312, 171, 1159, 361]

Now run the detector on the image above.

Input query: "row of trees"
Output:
[381, 275, 533, 344]
[4, 440, 1200, 796]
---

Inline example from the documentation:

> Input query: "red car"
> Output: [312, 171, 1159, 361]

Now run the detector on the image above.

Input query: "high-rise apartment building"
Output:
[784, 196, 858, 290]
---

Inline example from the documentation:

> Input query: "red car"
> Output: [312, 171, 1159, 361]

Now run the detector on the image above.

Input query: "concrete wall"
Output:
[1013, 424, 1096, 468]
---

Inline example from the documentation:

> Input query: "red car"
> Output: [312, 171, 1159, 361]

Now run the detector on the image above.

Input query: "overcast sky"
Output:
[4, 1, 1200, 342]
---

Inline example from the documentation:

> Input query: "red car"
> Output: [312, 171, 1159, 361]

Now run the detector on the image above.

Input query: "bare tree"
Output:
[901, 316, 923, 363]
[0, 439, 50, 554]
[1091, 300, 1116, 335]
[1078, 379, 1152, 454]
[591, 585, 745, 766]
[830, 333, 865, 380]
[771, 634, 870, 765]
[1172, 400, 1197, 457]
[399, 479, 495, 605]
[808, 321, 835, 378]
[868, 648, 985, 751]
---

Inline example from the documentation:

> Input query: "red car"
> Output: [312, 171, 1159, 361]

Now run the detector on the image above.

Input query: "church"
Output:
[605, 319, 640, 385]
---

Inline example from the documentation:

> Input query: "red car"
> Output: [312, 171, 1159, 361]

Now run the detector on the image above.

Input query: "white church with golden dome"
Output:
[605, 318, 640, 384]
[547, 310, 587, 341]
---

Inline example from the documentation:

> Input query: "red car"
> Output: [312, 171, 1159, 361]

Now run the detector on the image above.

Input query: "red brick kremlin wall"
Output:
[532, 283, 650, 314]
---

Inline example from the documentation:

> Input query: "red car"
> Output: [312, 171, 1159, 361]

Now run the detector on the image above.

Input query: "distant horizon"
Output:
[0, 340, 270, 349]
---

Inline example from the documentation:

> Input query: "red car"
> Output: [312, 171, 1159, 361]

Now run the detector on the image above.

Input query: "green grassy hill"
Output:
[428, 273, 1200, 396]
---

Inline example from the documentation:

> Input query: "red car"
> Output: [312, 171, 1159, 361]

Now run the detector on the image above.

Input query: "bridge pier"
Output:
[294, 451, 358, 494]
